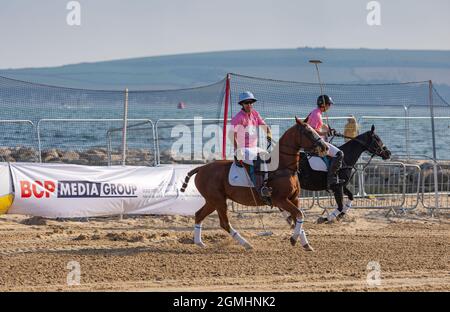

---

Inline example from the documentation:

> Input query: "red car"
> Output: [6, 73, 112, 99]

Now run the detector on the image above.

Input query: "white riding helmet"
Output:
[238, 91, 257, 105]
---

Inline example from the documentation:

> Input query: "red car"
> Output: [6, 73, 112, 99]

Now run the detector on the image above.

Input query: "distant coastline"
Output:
[1, 48, 449, 99]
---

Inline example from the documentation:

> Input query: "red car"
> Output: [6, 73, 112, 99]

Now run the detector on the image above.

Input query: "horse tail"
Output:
[180, 166, 202, 192]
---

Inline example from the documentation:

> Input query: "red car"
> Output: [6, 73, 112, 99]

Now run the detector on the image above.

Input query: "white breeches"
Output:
[235, 147, 267, 166]
[325, 142, 341, 157]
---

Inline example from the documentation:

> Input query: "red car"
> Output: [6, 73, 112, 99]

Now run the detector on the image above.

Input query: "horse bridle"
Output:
[336, 132, 390, 182]
[336, 132, 388, 158]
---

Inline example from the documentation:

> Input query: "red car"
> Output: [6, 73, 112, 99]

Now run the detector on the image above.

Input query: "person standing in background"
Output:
[343, 115, 359, 142]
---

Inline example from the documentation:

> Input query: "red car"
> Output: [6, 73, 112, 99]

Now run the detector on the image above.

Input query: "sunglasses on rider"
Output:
[241, 101, 255, 105]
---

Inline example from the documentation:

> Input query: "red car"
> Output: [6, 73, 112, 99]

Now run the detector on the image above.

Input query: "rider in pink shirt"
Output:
[231, 91, 272, 199]
[231, 108, 266, 148]
[306, 107, 325, 137]
[305, 95, 344, 190]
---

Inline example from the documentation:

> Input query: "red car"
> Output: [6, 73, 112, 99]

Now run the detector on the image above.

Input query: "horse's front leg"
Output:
[336, 186, 354, 221]
[317, 185, 344, 224]
[274, 198, 313, 251]
[328, 186, 345, 223]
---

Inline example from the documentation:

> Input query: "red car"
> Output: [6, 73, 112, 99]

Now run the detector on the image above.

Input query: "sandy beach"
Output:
[0, 206, 448, 292]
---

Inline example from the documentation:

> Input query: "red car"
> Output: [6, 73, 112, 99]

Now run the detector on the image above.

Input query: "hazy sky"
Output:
[0, 0, 449, 69]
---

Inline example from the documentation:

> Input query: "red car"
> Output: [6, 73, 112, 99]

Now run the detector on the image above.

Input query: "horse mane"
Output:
[279, 123, 298, 142]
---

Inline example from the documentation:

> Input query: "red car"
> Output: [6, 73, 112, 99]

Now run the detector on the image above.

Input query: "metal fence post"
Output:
[428, 80, 439, 214]
[122, 88, 129, 166]
[107, 130, 112, 166]
[404, 106, 410, 160]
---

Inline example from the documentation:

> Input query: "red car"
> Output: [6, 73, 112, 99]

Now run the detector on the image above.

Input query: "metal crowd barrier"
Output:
[421, 160, 450, 214]
[155, 118, 229, 165]
[0, 120, 38, 162]
[232, 161, 424, 214]
[105, 119, 156, 166]
[37, 118, 156, 166]
[316, 162, 422, 215]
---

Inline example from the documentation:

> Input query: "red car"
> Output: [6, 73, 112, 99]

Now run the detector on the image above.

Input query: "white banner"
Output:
[9, 163, 205, 218]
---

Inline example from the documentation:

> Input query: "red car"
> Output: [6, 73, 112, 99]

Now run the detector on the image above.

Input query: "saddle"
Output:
[228, 162, 255, 188]
[229, 156, 272, 206]
[302, 152, 331, 172]
[297, 152, 329, 191]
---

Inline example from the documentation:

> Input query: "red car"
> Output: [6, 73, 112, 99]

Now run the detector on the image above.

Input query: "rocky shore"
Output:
[0, 147, 206, 166]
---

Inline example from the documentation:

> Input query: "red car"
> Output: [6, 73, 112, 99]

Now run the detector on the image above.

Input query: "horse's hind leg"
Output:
[193, 203, 216, 247]
[216, 201, 253, 250]
[274, 198, 313, 251]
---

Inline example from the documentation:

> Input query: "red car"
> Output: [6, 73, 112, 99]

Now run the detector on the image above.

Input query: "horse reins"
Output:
[334, 133, 387, 158]
[277, 124, 325, 172]
[331, 132, 386, 182]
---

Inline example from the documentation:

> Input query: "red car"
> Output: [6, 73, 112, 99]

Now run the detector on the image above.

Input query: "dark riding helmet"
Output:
[317, 94, 334, 107]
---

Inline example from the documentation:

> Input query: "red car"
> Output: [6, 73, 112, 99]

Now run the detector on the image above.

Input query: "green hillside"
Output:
[1, 48, 449, 98]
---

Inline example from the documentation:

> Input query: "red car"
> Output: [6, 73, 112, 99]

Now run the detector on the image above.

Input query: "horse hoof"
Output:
[336, 213, 345, 221]
[244, 243, 253, 250]
[317, 217, 327, 224]
[286, 217, 294, 228]
[286, 216, 295, 226]
[290, 236, 297, 246]
[302, 244, 314, 252]
[195, 241, 206, 248]
[325, 218, 336, 225]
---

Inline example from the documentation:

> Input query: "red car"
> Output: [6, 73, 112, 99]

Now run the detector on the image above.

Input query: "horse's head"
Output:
[363, 125, 391, 160]
[295, 117, 328, 156]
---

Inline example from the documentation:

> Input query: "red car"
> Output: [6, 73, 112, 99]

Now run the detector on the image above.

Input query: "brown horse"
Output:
[180, 117, 328, 251]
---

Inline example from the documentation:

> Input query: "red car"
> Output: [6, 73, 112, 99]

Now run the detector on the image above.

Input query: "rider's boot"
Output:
[255, 173, 272, 203]
[327, 151, 344, 190]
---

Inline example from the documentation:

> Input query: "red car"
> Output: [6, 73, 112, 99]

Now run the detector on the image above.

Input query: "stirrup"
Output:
[259, 185, 273, 207]
[260, 185, 272, 197]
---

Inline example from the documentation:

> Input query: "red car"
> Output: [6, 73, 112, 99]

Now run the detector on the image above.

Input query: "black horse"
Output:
[297, 125, 391, 223]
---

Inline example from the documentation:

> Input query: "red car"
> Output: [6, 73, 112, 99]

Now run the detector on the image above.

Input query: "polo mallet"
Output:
[309, 60, 331, 131]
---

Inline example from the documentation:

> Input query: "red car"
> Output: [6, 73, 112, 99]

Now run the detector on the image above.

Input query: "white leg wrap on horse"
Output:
[194, 224, 204, 245]
[299, 230, 309, 246]
[342, 200, 352, 213]
[292, 219, 304, 240]
[327, 209, 340, 221]
[230, 227, 249, 246]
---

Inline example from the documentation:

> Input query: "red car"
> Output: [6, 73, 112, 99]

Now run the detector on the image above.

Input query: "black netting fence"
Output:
[0, 75, 225, 165]
[228, 73, 450, 160]
[1, 73, 449, 165]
